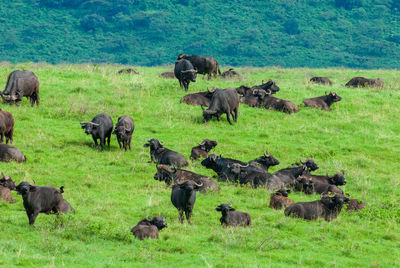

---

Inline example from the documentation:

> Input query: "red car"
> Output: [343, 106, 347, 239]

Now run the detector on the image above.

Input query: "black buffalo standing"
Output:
[113, 116, 134, 151]
[144, 139, 188, 167]
[201, 88, 240, 125]
[174, 59, 197, 92]
[15, 181, 65, 225]
[80, 113, 113, 151]
[177, 54, 221, 79]
[171, 181, 203, 224]
[1, 70, 40, 106]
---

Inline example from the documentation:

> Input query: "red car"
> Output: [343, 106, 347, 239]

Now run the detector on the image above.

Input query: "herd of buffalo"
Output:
[0, 56, 378, 240]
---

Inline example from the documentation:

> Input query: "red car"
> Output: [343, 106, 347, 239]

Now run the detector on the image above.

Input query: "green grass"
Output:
[0, 63, 399, 267]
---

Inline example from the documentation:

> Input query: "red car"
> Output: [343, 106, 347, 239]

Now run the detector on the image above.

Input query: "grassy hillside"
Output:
[0, 63, 399, 267]
[1, 0, 400, 68]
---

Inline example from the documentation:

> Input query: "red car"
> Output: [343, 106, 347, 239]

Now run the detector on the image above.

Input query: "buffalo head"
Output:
[181, 69, 197, 82]
[144, 139, 164, 150]
[300, 155, 319, 172]
[0, 172, 16, 190]
[215, 204, 235, 214]
[265, 80, 280, 93]
[80, 121, 101, 135]
[113, 124, 132, 138]
[274, 188, 291, 197]
[297, 176, 314, 195]
[201, 106, 217, 123]
[150, 216, 168, 230]
[327, 92, 342, 103]
[154, 164, 177, 185]
[16, 181, 35, 196]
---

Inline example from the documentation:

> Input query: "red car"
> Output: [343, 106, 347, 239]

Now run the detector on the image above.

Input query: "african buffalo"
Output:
[273, 164, 309, 187]
[248, 151, 280, 172]
[285, 193, 349, 221]
[0, 109, 14, 144]
[144, 139, 188, 167]
[269, 189, 294, 210]
[0, 144, 26, 162]
[294, 176, 314, 195]
[16, 181, 65, 225]
[220, 68, 243, 80]
[160, 72, 175, 78]
[301, 172, 346, 186]
[215, 204, 251, 227]
[80, 113, 113, 151]
[1, 70, 40, 106]
[180, 90, 214, 106]
[346, 199, 367, 212]
[177, 54, 221, 79]
[154, 164, 219, 191]
[345, 77, 383, 88]
[201, 88, 239, 125]
[171, 181, 203, 224]
[310, 77, 333, 85]
[174, 59, 197, 92]
[113, 115, 134, 151]
[117, 68, 139, 74]
[130, 216, 167, 240]
[201, 154, 247, 179]
[256, 89, 298, 114]
[303, 92, 342, 111]
[0, 173, 16, 202]
[190, 139, 218, 160]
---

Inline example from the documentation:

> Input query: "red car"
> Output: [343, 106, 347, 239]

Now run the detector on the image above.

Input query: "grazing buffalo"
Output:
[80, 113, 113, 151]
[177, 54, 221, 79]
[171, 181, 202, 224]
[248, 151, 280, 172]
[301, 172, 346, 186]
[1, 70, 40, 106]
[144, 139, 188, 167]
[345, 77, 383, 88]
[0, 144, 26, 162]
[113, 116, 134, 151]
[160, 72, 175, 79]
[58, 199, 75, 213]
[201, 154, 247, 179]
[16, 181, 65, 225]
[130, 216, 167, 240]
[0, 173, 16, 202]
[269, 189, 294, 210]
[201, 88, 239, 125]
[346, 199, 367, 212]
[154, 164, 220, 191]
[310, 77, 333, 85]
[303, 92, 342, 111]
[117, 68, 139, 74]
[220, 68, 243, 80]
[180, 90, 214, 106]
[215, 204, 251, 227]
[256, 89, 298, 114]
[285, 193, 348, 221]
[174, 59, 197, 92]
[190, 139, 218, 160]
[0, 109, 14, 144]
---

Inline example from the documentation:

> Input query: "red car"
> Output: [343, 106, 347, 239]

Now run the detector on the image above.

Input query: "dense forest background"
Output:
[0, 0, 399, 68]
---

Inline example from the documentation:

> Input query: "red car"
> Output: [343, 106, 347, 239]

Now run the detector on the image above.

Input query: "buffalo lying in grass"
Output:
[255, 89, 298, 114]
[269, 189, 294, 210]
[0, 173, 16, 202]
[144, 139, 188, 167]
[180, 90, 214, 106]
[345, 77, 383, 88]
[310, 77, 333, 85]
[190, 139, 218, 160]
[131, 216, 167, 240]
[0, 144, 26, 162]
[215, 204, 251, 227]
[303, 92, 342, 111]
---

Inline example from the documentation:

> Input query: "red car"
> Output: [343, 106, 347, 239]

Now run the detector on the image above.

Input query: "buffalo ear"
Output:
[29, 185, 37, 192]
[215, 207, 222, 211]
[229, 208, 236, 211]
[144, 143, 150, 147]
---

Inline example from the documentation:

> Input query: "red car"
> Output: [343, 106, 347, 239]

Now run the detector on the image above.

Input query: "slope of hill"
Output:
[0, 63, 399, 266]
[0, 0, 399, 68]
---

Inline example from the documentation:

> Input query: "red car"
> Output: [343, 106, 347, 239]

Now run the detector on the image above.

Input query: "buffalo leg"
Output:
[185, 210, 192, 224]
[179, 80, 183, 89]
[128, 136, 132, 150]
[29, 211, 39, 225]
[117, 136, 122, 150]
[233, 108, 238, 122]
[30, 97, 34, 107]
[0, 133, 3, 143]
[226, 113, 233, 125]
[99, 138, 105, 151]
[92, 136, 98, 147]
[107, 135, 111, 149]
[178, 210, 184, 223]
[35, 92, 40, 107]
[216, 114, 221, 121]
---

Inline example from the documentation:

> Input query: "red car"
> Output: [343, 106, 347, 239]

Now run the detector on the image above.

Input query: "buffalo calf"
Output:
[0, 109, 14, 144]
[190, 139, 218, 160]
[0, 144, 26, 162]
[144, 139, 188, 167]
[269, 189, 294, 210]
[113, 115, 134, 151]
[0, 173, 16, 202]
[310, 77, 333, 85]
[131, 216, 167, 240]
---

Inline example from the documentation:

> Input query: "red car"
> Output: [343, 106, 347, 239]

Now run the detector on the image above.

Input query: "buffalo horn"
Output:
[193, 182, 203, 188]
[238, 163, 249, 168]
